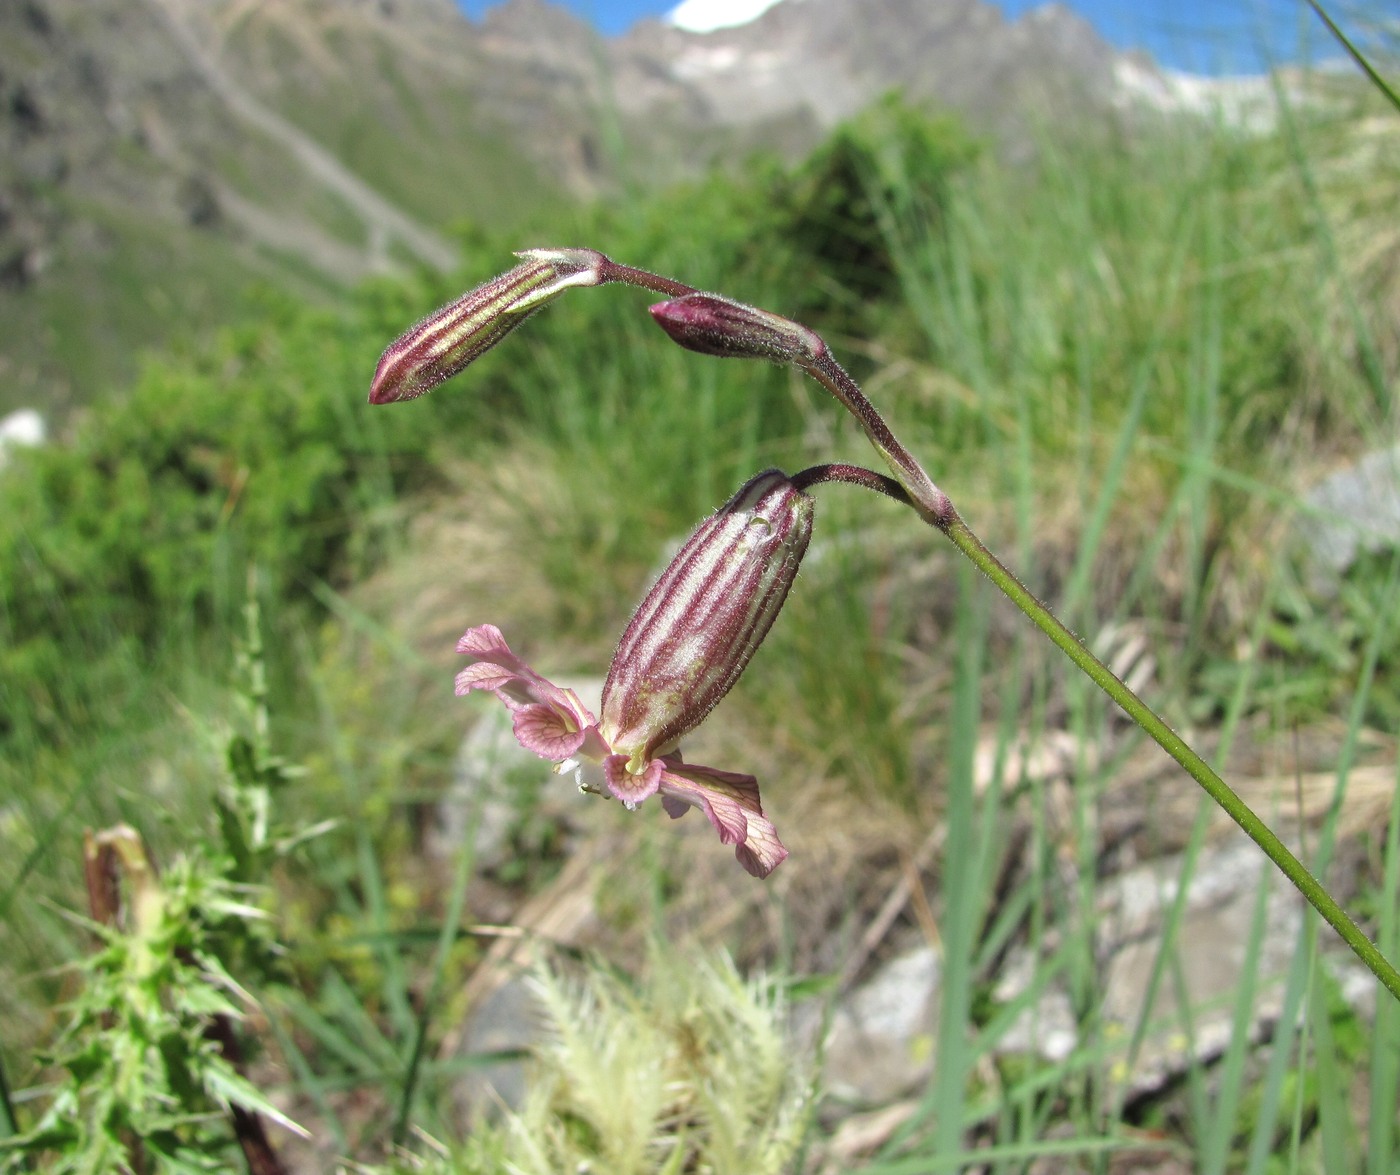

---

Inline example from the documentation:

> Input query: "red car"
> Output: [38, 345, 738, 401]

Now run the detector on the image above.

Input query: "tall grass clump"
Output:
[814, 68, 1400, 1173]
[858, 89, 1399, 726]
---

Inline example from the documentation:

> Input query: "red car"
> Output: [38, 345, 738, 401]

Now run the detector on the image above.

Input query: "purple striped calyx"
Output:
[453, 469, 811, 879]
[599, 469, 813, 772]
[369, 247, 607, 403]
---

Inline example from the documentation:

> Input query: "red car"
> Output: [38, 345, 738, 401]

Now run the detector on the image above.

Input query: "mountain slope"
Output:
[0, 0, 1136, 415]
[0, 0, 554, 413]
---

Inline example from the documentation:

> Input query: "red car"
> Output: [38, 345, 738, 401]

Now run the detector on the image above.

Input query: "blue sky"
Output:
[455, 0, 1331, 76]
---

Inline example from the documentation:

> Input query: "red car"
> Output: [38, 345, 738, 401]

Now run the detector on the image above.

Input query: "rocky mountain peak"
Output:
[606, 0, 1122, 145]
[476, 0, 604, 72]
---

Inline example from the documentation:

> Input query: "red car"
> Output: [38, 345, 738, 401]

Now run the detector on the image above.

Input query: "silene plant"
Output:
[372, 246, 1400, 1001]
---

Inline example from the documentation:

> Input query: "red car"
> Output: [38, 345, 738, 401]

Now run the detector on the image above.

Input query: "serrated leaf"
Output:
[201, 1064, 310, 1139]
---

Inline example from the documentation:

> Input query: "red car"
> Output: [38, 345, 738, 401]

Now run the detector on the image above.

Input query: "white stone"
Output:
[0, 409, 45, 470]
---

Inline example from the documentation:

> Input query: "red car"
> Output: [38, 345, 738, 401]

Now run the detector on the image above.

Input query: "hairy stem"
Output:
[803, 350, 952, 525]
[598, 259, 699, 299]
[790, 462, 912, 503]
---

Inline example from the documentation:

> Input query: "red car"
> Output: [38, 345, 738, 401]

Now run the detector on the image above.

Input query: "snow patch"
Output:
[666, 0, 800, 35]
[1113, 59, 1302, 135]
[673, 43, 743, 79]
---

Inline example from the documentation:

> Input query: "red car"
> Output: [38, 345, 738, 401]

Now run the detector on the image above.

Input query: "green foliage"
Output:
[771, 91, 980, 313]
[2, 602, 306, 1173]
[0, 284, 445, 748]
[1227, 552, 1400, 726]
[1, 849, 295, 1174]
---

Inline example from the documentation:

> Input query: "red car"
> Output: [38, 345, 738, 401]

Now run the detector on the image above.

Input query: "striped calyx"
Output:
[648, 293, 826, 365]
[599, 469, 814, 772]
[369, 247, 607, 403]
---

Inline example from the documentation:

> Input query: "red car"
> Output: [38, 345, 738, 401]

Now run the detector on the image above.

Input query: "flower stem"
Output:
[804, 351, 952, 525]
[790, 462, 911, 503]
[597, 259, 699, 299]
[940, 507, 1400, 1004]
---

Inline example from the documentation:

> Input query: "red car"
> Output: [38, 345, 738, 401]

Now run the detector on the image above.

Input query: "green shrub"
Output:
[0, 290, 441, 746]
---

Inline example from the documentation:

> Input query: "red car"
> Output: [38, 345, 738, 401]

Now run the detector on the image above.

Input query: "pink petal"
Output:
[456, 623, 515, 660]
[733, 818, 788, 879]
[512, 704, 588, 761]
[603, 754, 662, 806]
[456, 624, 598, 734]
[660, 795, 691, 820]
[658, 759, 788, 879]
[454, 661, 517, 695]
[660, 771, 749, 844]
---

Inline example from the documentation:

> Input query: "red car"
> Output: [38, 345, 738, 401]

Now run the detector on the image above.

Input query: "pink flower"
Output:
[454, 470, 812, 878]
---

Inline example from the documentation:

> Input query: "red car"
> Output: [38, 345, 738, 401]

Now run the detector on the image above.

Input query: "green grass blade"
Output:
[1367, 761, 1400, 1174]
[929, 563, 988, 1158]
[1199, 842, 1275, 1175]
[1305, 0, 1400, 116]
[391, 817, 478, 1146]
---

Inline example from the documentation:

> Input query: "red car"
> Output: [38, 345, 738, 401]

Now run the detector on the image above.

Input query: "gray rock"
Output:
[1323, 953, 1380, 1023]
[453, 973, 540, 1113]
[991, 948, 1078, 1063]
[823, 945, 940, 1105]
[1299, 444, 1400, 588]
[1094, 834, 1304, 1096]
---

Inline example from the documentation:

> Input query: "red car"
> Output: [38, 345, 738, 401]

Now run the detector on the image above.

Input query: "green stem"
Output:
[941, 508, 1400, 1004]
[0, 1047, 17, 1139]
[787, 313, 1400, 1003]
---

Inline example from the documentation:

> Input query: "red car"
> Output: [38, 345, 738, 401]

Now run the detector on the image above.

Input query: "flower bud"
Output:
[648, 293, 826, 365]
[599, 469, 813, 771]
[369, 247, 607, 403]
